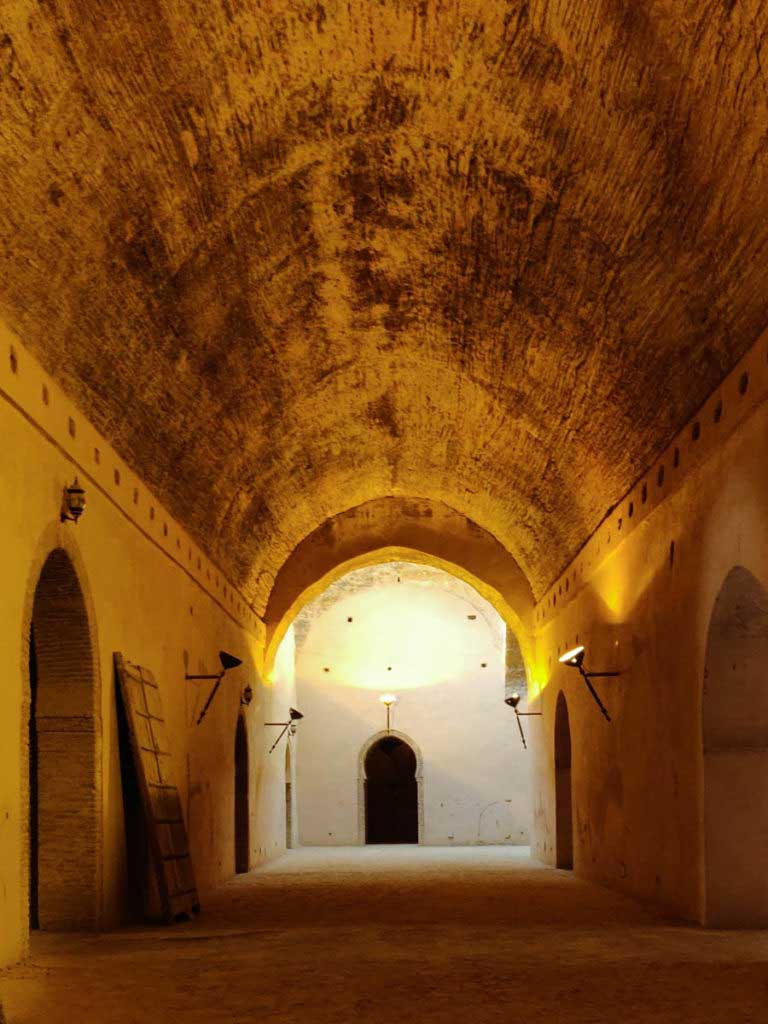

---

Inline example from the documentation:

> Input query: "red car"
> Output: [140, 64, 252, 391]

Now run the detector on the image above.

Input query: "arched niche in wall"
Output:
[358, 730, 424, 845]
[554, 692, 573, 871]
[25, 546, 101, 930]
[702, 565, 768, 927]
[261, 496, 535, 682]
[234, 715, 250, 874]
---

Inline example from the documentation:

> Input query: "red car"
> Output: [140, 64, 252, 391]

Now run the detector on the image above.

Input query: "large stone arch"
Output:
[262, 497, 534, 678]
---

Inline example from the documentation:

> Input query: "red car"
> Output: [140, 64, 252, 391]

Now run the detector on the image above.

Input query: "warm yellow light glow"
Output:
[379, 694, 398, 706]
[294, 565, 507, 691]
[559, 645, 585, 665]
[264, 545, 533, 681]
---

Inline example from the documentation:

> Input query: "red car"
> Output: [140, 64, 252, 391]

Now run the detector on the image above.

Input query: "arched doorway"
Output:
[285, 743, 294, 849]
[234, 716, 249, 874]
[364, 736, 418, 844]
[703, 566, 768, 927]
[554, 692, 573, 870]
[28, 548, 99, 929]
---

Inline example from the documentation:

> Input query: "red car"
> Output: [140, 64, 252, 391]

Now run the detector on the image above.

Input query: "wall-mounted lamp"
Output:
[186, 650, 243, 725]
[266, 708, 304, 753]
[61, 478, 86, 523]
[504, 692, 542, 749]
[558, 645, 619, 722]
[379, 693, 398, 733]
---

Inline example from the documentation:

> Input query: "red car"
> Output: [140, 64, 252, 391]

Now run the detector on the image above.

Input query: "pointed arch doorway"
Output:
[285, 742, 294, 849]
[554, 692, 573, 870]
[234, 715, 249, 874]
[363, 734, 420, 844]
[27, 547, 100, 930]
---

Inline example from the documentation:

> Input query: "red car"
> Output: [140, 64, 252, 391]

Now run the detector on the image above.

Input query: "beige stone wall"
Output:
[0, 325, 286, 967]
[529, 329, 768, 922]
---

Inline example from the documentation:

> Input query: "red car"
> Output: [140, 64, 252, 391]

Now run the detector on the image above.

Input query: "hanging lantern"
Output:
[61, 477, 86, 524]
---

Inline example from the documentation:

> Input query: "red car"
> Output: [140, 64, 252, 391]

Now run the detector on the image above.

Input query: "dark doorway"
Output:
[234, 716, 249, 874]
[555, 692, 573, 870]
[28, 625, 39, 929]
[29, 549, 98, 930]
[285, 743, 293, 849]
[364, 736, 418, 844]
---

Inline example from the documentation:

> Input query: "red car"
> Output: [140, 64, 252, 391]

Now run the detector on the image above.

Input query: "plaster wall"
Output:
[254, 627, 297, 860]
[294, 564, 530, 847]
[529, 331, 768, 922]
[0, 328, 284, 967]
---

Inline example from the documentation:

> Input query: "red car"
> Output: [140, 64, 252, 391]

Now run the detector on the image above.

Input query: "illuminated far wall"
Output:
[291, 562, 531, 846]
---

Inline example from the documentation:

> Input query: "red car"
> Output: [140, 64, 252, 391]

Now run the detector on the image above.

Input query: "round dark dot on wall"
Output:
[347, 616, 353, 623]
[323, 667, 330, 673]
[467, 614, 476, 620]
[657, 465, 665, 487]
[713, 400, 723, 423]
[481, 662, 487, 668]
[739, 371, 749, 396]
[387, 666, 392, 671]
[692, 421, 701, 442]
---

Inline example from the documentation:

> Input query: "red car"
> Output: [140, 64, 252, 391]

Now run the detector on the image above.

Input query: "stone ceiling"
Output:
[1, 1, 766, 604]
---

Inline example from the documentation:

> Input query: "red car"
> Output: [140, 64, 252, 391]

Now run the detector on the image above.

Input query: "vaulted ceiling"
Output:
[1, 0, 766, 605]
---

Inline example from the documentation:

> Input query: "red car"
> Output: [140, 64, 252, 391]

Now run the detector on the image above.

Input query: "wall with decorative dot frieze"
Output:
[0, 321, 291, 968]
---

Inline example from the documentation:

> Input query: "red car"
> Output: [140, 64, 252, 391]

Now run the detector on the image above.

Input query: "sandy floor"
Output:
[3, 846, 768, 1023]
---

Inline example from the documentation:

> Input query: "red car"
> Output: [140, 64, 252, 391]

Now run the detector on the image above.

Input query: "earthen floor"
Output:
[3, 846, 768, 1023]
